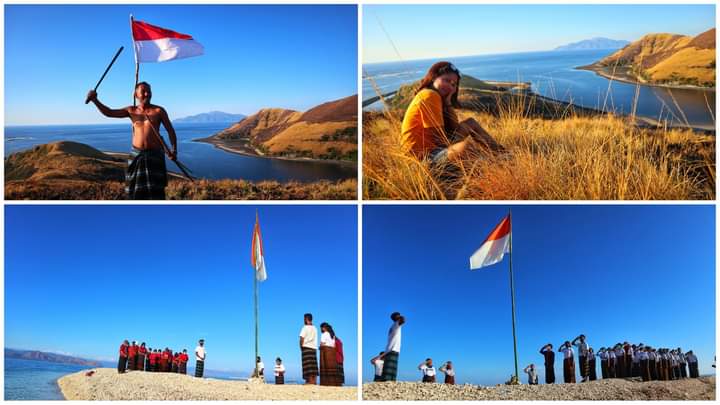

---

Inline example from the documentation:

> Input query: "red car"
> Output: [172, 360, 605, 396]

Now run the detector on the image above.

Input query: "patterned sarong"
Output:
[275, 374, 285, 385]
[126, 148, 167, 200]
[319, 346, 341, 386]
[117, 355, 127, 374]
[338, 362, 345, 385]
[195, 360, 205, 377]
[301, 347, 318, 380]
[380, 351, 399, 381]
[564, 357, 576, 383]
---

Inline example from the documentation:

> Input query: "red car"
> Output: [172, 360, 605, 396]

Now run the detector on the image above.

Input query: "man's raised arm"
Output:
[86, 90, 130, 118]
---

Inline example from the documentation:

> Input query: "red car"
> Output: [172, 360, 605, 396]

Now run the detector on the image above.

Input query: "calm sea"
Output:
[4, 122, 357, 182]
[363, 50, 715, 129]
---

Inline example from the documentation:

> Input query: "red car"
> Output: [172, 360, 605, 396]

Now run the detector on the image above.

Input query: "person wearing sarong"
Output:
[608, 349, 617, 378]
[380, 312, 404, 382]
[255, 356, 265, 380]
[523, 364, 539, 385]
[86, 82, 177, 200]
[149, 350, 157, 372]
[614, 344, 626, 378]
[137, 343, 147, 372]
[623, 342, 633, 378]
[640, 348, 651, 381]
[598, 348, 609, 379]
[540, 343, 555, 384]
[118, 340, 129, 374]
[588, 348, 597, 381]
[439, 361, 456, 384]
[686, 351, 699, 378]
[631, 345, 640, 377]
[274, 358, 286, 385]
[559, 341, 576, 383]
[171, 352, 179, 373]
[572, 335, 589, 382]
[179, 350, 189, 374]
[371, 352, 385, 382]
[195, 340, 206, 377]
[145, 347, 152, 371]
[678, 348, 688, 378]
[319, 322, 342, 386]
[160, 349, 169, 372]
[418, 359, 437, 383]
[128, 341, 138, 371]
[299, 313, 319, 384]
[335, 336, 345, 385]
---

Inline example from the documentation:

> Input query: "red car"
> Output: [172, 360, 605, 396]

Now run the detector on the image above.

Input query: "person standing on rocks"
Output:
[118, 340, 129, 374]
[607, 347, 616, 378]
[418, 358, 437, 383]
[623, 342, 633, 378]
[379, 312, 404, 382]
[439, 361, 456, 385]
[571, 335, 589, 382]
[179, 349, 189, 374]
[540, 343, 555, 384]
[274, 357, 286, 385]
[678, 348, 688, 378]
[686, 351, 699, 378]
[299, 313, 319, 385]
[128, 341, 138, 371]
[319, 322, 341, 386]
[631, 345, 640, 377]
[559, 341, 576, 383]
[639, 347, 651, 381]
[598, 348, 609, 379]
[523, 364, 538, 385]
[137, 343, 147, 371]
[588, 348, 597, 381]
[613, 344, 625, 378]
[371, 352, 385, 382]
[195, 339, 206, 377]
[256, 356, 265, 380]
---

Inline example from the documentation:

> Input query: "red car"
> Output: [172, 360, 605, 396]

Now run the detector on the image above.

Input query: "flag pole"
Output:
[129, 14, 139, 107]
[254, 211, 259, 378]
[508, 208, 519, 383]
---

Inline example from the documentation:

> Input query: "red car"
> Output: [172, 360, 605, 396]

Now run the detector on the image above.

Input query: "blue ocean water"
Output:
[363, 50, 715, 129]
[4, 358, 88, 400]
[4, 122, 357, 182]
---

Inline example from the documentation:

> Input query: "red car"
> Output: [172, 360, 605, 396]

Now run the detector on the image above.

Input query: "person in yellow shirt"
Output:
[400, 61, 504, 165]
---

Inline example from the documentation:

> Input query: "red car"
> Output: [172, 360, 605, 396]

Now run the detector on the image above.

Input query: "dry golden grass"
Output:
[265, 120, 357, 156]
[363, 99, 715, 200]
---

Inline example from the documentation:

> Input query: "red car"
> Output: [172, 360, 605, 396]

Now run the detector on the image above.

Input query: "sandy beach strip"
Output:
[58, 368, 356, 400]
[362, 377, 715, 401]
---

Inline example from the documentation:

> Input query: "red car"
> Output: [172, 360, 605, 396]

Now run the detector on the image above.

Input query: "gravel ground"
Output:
[58, 368, 357, 400]
[362, 377, 715, 401]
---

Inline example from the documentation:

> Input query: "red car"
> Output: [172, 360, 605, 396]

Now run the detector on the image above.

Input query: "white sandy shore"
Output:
[362, 377, 715, 401]
[58, 368, 356, 400]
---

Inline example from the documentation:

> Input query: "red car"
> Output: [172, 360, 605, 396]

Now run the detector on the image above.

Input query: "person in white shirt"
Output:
[255, 356, 265, 380]
[194, 339, 206, 378]
[418, 358, 437, 383]
[686, 350, 699, 378]
[587, 348, 597, 381]
[299, 313, 318, 385]
[559, 341, 576, 383]
[439, 361, 456, 385]
[523, 364, 538, 385]
[319, 322, 341, 386]
[274, 357, 286, 385]
[648, 348, 657, 380]
[379, 312, 404, 382]
[370, 352, 385, 382]
[639, 347, 650, 381]
[677, 348, 687, 378]
[607, 348, 617, 378]
[597, 348, 608, 379]
[572, 335, 590, 382]
[614, 344, 626, 378]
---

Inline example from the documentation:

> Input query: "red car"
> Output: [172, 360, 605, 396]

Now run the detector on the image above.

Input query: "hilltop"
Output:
[197, 95, 358, 162]
[580, 28, 715, 88]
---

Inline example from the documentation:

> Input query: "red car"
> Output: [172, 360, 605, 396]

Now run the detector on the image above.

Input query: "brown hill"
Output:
[594, 28, 715, 87]
[212, 108, 302, 144]
[299, 95, 357, 123]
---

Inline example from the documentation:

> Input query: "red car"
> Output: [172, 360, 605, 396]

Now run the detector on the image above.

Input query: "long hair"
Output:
[320, 322, 336, 339]
[415, 61, 461, 108]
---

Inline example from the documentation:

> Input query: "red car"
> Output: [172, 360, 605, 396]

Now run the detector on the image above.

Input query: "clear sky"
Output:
[362, 205, 716, 385]
[5, 205, 358, 385]
[363, 4, 716, 63]
[5, 4, 358, 125]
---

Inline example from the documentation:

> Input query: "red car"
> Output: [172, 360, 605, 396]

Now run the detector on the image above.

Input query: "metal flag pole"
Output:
[129, 14, 139, 106]
[508, 208, 520, 383]
[254, 211, 260, 378]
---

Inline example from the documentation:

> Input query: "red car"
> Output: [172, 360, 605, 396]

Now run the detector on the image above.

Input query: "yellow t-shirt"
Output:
[400, 89, 444, 158]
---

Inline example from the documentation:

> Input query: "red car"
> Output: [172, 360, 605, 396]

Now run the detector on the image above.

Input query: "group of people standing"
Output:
[117, 339, 207, 378]
[534, 334, 701, 385]
[299, 313, 346, 386]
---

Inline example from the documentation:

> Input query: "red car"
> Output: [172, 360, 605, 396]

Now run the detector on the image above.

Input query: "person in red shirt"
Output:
[160, 349, 169, 372]
[179, 349, 189, 374]
[149, 349, 158, 372]
[118, 340, 129, 374]
[137, 343, 148, 371]
[127, 341, 138, 371]
[172, 352, 179, 373]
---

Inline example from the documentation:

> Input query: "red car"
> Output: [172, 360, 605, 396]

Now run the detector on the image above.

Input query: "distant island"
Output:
[174, 111, 246, 123]
[555, 37, 629, 51]
[6, 348, 100, 367]
[196, 95, 358, 162]
[578, 28, 715, 88]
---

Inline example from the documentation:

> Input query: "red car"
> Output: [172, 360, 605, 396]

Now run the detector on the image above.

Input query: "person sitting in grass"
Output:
[400, 61, 505, 168]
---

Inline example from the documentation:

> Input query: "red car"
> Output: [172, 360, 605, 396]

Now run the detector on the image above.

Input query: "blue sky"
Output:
[5, 205, 358, 385]
[5, 5, 358, 125]
[363, 4, 715, 63]
[363, 205, 716, 385]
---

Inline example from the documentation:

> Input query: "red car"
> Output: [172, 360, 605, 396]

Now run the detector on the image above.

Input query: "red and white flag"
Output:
[251, 214, 267, 282]
[470, 215, 511, 270]
[131, 19, 204, 63]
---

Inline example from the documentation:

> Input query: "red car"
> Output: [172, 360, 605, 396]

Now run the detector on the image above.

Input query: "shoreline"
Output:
[57, 368, 357, 400]
[576, 64, 716, 91]
[194, 137, 358, 168]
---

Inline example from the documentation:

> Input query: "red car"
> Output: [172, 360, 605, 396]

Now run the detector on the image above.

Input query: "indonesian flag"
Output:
[251, 214, 267, 282]
[131, 19, 204, 63]
[470, 215, 511, 270]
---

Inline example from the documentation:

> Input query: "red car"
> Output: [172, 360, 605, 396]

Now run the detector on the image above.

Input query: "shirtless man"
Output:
[86, 82, 177, 199]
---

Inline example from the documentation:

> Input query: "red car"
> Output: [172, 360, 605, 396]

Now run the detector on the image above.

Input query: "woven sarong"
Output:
[445, 375, 455, 385]
[319, 346, 341, 386]
[301, 347, 318, 380]
[126, 148, 167, 200]
[117, 355, 127, 373]
[195, 360, 205, 377]
[275, 374, 285, 385]
[564, 357, 576, 383]
[381, 351, 399, 381]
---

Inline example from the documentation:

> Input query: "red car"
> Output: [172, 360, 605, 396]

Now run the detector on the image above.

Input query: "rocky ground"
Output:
[362, 377, 715, 400]
[58, 368, 356, 400]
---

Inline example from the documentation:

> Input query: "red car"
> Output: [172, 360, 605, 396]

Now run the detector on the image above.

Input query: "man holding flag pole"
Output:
[469, 210, 520, 384]
[85, 16, 203, 199]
